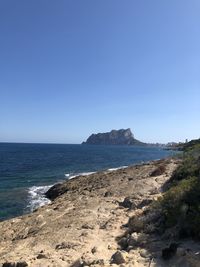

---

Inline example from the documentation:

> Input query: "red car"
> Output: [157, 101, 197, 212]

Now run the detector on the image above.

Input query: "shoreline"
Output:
[28, 165, 142, 215]
[0, 143, 174, 223]
[0, 156, 184, 266]
[26, 160, 167, 218]
[0, 156, 171, 223]
[44, 158, 170, 201]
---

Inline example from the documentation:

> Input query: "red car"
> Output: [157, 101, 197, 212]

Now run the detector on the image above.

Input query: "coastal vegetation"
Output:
[154, 138, 200, 239]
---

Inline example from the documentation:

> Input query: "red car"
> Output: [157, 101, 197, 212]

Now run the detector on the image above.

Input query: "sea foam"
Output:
[107, 166, 128, 171]
[27, 185, 52, 212]
[27, 167, 127, 211]
[65, 171, 96, 180]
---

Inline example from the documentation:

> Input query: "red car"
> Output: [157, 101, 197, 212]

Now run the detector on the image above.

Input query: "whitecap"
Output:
[27, 185, 52, 212]
[65, 171, 96, 180]
[107, 166, 128, 171]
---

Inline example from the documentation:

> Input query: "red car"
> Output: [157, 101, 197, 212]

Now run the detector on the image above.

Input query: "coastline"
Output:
[2, 155, 200, 266]
[26, 165, 141, 215]
[0, 143, 173, 222]
[0, 156, 188, 267]
[26, 162, 158, 215]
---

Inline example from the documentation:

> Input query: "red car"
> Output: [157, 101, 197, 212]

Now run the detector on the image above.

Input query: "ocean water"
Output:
[0, 143, 174, 221]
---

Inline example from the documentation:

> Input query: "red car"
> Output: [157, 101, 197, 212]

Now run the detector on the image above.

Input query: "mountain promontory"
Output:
[82, 128, 145, 145]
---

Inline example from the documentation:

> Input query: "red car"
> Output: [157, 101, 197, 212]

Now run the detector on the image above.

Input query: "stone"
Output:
[127, 232, 138, 247]
[127, 246, 134, 252]
[45, 183, 67, 200]
[108, 244, 112, 250]
[162, 243, 179, 260]
[120, 197, 134, 209]
[91, 246, 97, 254]
[111, 251, 126, 265]
[82, 257, 95, 266]
[118, 237, 128, 250]
[55, 241, 77, 250]
[128, 232, 148, 248]
[37, 253, 48, 259]
[70, 259, 83, 267]
[139, 249, 150, 258]
[137, 198, 153, 209]
[104, 191, 112, 197]
[93, 259, 104, 265]
[81, 223, 95, 230]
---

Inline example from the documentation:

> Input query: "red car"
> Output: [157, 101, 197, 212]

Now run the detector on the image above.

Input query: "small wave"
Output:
[107, 166, 128, 171]
[65, 171, 96, 180]
[27, 185, 52, 212]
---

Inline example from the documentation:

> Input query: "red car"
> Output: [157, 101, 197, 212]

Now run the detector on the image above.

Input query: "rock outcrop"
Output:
[82, 128, 145, 145]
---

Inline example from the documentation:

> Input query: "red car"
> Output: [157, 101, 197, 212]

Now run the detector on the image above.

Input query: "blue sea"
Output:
[0, 143, 174, 221]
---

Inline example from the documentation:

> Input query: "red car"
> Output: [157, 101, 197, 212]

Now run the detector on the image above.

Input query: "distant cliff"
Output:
[82, 128, 146, 145]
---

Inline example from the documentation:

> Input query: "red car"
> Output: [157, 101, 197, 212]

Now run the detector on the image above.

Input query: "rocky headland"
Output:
[0, 150, 200, 266]
[82, 129, 145, 146]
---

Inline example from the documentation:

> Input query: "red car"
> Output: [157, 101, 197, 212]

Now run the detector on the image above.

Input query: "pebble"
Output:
[139, 249, 150, 258]
[91, 246, 97, 254]
[36, 253, 48, 259]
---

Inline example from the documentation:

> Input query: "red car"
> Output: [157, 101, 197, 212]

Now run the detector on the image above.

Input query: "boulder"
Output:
[119, 197, 135, 209]
[111, 251, 126, 265]
[45, 183, 67, 200]
[118, 237, 128, 250]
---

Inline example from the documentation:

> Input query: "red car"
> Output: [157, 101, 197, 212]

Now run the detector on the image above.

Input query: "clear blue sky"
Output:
[0, 0, 200, 144]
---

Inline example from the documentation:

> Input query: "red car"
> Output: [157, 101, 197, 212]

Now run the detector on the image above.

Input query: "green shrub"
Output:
[171, 144, 200, 182]
[161, 177, 198, 226]
[152, 140, 200, 239]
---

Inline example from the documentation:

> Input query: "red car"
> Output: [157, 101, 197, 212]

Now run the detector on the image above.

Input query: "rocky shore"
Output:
[0, 158, 200, 267]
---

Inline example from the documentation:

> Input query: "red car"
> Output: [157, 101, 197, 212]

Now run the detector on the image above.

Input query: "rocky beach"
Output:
[1, 156, 200, 267]
[1, 0, 199, 265]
